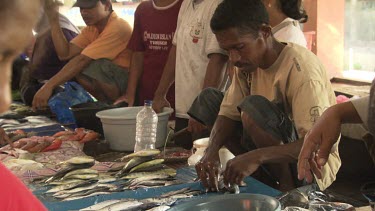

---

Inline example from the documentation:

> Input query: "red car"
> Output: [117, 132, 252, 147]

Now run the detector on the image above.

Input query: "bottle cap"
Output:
[144, 100, 153, 106]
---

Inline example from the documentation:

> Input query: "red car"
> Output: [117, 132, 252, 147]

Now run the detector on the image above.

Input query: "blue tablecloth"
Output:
[37, 167, 281, 211]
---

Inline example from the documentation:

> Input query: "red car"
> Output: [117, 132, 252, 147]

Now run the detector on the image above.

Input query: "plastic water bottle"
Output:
[134, 100, 158, 152]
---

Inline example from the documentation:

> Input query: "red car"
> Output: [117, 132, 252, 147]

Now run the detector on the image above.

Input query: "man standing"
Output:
[115, 0, 182, 110]
[32, 0, 132, 110]
[195, 0, 340, 192]
[152, 0, 228, 137]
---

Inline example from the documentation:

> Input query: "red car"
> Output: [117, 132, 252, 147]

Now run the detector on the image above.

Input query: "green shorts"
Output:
[82, 58, 128, 94]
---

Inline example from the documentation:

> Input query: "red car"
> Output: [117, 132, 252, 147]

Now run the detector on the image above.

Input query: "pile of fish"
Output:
[79, 187, 202, 211]
[116, 149, 180, 190]
[0, 128, 100, 153]
[43, 150, 181, 201]
[52, 128, 100, 143]
[44, 156, 120, 201]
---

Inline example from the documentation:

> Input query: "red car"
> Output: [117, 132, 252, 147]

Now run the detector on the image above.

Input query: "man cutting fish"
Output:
[194, 0, 341, 192]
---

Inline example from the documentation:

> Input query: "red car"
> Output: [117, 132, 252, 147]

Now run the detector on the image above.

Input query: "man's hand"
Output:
[195, 151, 221, 192]
[297, 107, 341, 183]
[44, 0, 61, 21]
[114, 94, 133, 107]
[32, 85, 53, 111]
[223, 151, 261, 186]
[0, 128, 12, 147]
[187, 118, 207, 134]
[152, 96, 170, 113]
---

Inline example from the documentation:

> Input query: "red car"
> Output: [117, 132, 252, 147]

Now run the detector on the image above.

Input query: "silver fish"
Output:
[130, 164, 165, 173]
[64, 174, 99, 180]
[121, 168, 176, 179]
[63, 191, 112, 201]
[146, 205, 170, 211]
[121, 149, 160, 161]
[128, 174, 172, 186]
[53, 183, 99, 196]
[63, 169, 98, 178]
[62, 186, 111, 200]
[141, 197, 177, 206]
[127, 180, 169, 189]
[46, 180, 97, 193]
[49, 179, 84, 185]
[97, 200, 144, 211]
[129, 159, 164, 173]
[159, 187, 190, 198]
[63, 156, 95, 165]
[79, 199, 120, 211]
[116, 157, 153, 177]
[54, 193, 72, 199]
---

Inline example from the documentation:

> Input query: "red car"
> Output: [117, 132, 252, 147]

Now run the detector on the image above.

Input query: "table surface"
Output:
[36, 167, 281, 211]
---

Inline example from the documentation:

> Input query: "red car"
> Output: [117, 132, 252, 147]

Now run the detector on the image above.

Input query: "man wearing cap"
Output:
[195, 0, 340, 192]
[32, 0, 132, 110]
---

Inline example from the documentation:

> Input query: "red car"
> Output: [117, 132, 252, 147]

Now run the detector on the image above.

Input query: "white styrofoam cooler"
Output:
[96, 107, 173, 151]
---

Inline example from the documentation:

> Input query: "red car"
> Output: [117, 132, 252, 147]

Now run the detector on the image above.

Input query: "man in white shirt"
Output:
[152, 0, 228, 145]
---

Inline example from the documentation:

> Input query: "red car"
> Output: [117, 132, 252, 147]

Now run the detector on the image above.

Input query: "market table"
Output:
[35, 167, 281, 211]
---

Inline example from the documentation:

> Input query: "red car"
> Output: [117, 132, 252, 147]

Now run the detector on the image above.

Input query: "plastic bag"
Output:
[48, 82, 94, 124]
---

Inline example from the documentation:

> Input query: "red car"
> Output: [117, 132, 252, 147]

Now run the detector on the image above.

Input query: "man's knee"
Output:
[238, 95, 274, 124]
[188, 88, 224, 126]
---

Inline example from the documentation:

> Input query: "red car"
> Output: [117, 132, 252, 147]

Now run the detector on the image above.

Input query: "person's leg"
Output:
[188, 87, 224, 130]
[77, 59, 128, 103]
[238, 95, 299, 191]
[172, 88, 224, 149]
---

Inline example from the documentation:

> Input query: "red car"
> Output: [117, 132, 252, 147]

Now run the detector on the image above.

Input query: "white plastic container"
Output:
[188, 137, 235, 170]
[96, 107, 173, 151]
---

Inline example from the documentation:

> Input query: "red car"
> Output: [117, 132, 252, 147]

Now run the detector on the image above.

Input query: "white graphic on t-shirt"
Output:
[143, 31, 174, 51]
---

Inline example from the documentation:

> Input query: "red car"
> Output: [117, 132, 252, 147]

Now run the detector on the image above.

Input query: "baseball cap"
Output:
[73, 0, 99, 9]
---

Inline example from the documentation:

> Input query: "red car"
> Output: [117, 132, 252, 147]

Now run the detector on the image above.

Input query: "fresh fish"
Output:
[146, 205, 170, 211]
[97, 175, 117, 184]
[63, 156, 95, 165]
[46, 180, 97, 193]
[169, 190, 202, 199]
[116, 157, 153, 177]
[49, 179, 84, 185]
[127, 174, 172, 186]
[64, 174, 99, 180]
[97, 200, 144, 211]
[54, 193, 72, 199]
[127, 180, 169, 189]
[129, 159, 164, 173]
[79, 199, 120, 211]
[121, 149, 160, 161]
[45, 163, 95, 183]
[63, 191, 112, 201]
[121, 168, 176, 179]
[130, 164, 165, 173]
[63, 169, 98, 178]
[141, 197, 177, 206]
[159, 187, 190, 198]
[125, 202, 159, 211]
[63, 186, 110, 200]
[53, 183, 99, 196]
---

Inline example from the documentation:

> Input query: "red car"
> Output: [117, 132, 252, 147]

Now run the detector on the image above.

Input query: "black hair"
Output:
[100, 0, 113, 11]
[211, 0, 269, 37]
[278, 0, 308, 23]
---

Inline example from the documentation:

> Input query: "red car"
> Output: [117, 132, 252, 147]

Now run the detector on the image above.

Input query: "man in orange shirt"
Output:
[32, 0, 132, 110]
